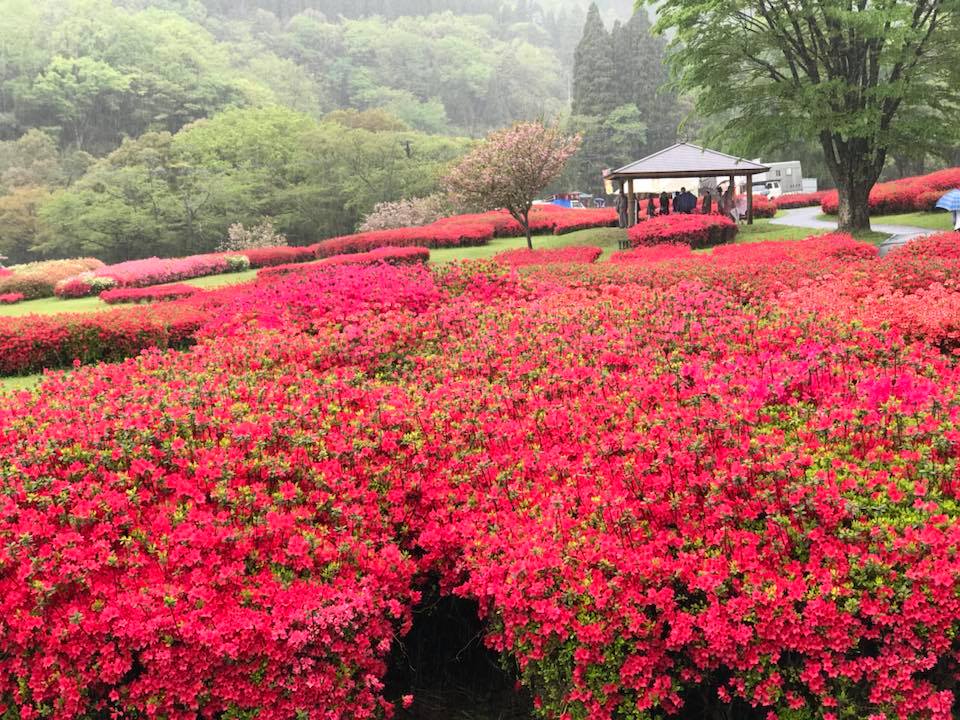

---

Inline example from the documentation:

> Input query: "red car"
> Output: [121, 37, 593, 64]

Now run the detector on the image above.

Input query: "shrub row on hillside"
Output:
[55, 253, 251, 298]
[821, 167, 960, 215]
[99, 284, 201, 305]
[313, 206, 617, 257]
[1, 248, 430, 375]
[0, 258, 105, 300]
[774, 190, 829, 209]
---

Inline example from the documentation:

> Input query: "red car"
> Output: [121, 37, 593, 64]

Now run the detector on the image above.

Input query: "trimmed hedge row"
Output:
[821, 167, 960, 215]
[627, 214, 738, 249]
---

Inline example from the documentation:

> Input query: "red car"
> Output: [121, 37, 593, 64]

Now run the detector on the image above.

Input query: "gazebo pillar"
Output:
[626, 179, 636, 227]
[747, 175, 754, 224]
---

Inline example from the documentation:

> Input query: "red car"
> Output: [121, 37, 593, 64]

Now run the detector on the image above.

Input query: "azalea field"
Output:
[3, 219, 960, 719]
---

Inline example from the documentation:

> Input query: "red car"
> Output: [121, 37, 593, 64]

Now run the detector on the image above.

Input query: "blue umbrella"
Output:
[935, 188, 960, 212]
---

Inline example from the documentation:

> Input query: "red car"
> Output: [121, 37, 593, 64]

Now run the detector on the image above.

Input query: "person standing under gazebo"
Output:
[701, 188, 713, 214]
[659, 191, 670, 216]
[615, 190, 628, 228]
[646, 194, 656, 219]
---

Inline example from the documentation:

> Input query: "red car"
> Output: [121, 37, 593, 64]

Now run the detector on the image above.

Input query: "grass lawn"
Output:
[0, 373, 43, 393]
[0, 268, 259, 318]
[817, 211, 954, 232]
[869, 211, 954, 231]
[735, 220, 830, 243]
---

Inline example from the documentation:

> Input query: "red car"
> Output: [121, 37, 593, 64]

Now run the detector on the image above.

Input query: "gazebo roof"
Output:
[608, 142, 769, 179]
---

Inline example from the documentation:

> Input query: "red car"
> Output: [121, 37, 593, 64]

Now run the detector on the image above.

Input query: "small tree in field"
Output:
[446, 122, 580, 249]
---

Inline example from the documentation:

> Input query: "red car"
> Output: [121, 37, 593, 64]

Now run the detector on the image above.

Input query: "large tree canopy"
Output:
[646, 0, 960, 230]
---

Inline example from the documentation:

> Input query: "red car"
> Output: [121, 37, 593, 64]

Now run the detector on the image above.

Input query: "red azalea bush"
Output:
[0, 249, 433, 375]
[238, 246, 317, 268]
[821, 167, 960, 215]
[0, 292, 24, 304]
[628, 214, 738, 249]
[0, 258, 105, 299]
[314, 207, 617, 258]
[56, 253, 250, 298]
[611, 243, 694, 263]
[750, 194, 776, 218]
[0, 268, 11, 278]
[494, 245, 602, 267]
[259, 246, 429, 279]
[100, 284, 201, 305]
[774, 191, 829, 209]
[0, 305, 205, 375]
[5, 246, 960, 719]
[315, 223, 493, 257]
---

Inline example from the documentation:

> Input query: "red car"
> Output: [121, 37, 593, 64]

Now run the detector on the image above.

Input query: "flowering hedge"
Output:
[259, 246, 430, 279]
[628, 213, 738, 248]
[494, 245, 602, 267]
[99, 284, 201, 305]
[611, 243, 694, 263]
[238, 246, 317, 268]
[0, 258, 105, 299]
[0, 292, 24, 304]
[821, 166, 960, 215]
[750, 193, 776, 218]
[774, 191, 829, 209]
[0, 305, 205, 375]
[56, 253, 250, 298]
[5, 237, 960, 719]
[314, 207, 617, 258]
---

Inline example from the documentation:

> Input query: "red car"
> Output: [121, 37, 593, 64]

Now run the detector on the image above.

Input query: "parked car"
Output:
[753, 181, 782, 199]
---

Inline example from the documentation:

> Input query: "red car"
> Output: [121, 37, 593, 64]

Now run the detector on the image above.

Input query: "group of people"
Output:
[615, 183, 747, 227]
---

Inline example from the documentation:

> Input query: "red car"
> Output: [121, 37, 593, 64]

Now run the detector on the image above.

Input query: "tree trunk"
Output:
[836, 179, 872, 233]
[523, 209, 532, 250]
[820, 133, 883, 233]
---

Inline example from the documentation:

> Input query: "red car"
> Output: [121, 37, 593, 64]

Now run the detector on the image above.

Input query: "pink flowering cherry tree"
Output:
[445, 122, 580, 249]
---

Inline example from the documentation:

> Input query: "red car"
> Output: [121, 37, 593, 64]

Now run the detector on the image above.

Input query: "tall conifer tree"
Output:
[571, 4, 616, 117]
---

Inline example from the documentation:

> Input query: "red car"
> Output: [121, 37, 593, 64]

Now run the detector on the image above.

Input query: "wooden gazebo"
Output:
[606, 143, 770, 226]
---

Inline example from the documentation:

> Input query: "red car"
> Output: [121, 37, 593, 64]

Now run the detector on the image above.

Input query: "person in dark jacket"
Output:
[672, 191, 681, 214]
[646, 193, 656, 218]
[701, 189, 713, 214]
[659, 191, 670, 215]
[615, 191, 628, 228]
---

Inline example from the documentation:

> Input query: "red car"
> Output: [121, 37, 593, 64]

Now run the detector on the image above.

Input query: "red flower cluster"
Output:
[0, 267, 10, 277]
[0, 249, 433, 375]
[238, 246, 318, 268]
[493, 245, 602, 267]
[4, 235, 960, 719]
[611, 243, 694, 263]
[628, 213, 738, 248]
[99, 284, 201, 305]
[258, 246, 429, 279]
[0, 292, 24, 304]
[56, 253, 250, 298]
[0, 258, 105, 299]
[0, 304, 204, 375]
[314, 207, 617, 258]
[774, 191, 829, 209]
[821, 167, 960, 214]
[750, 194, 777, 218]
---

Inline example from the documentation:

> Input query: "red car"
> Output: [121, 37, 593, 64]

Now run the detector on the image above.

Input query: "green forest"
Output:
[0, 0, 673, 263]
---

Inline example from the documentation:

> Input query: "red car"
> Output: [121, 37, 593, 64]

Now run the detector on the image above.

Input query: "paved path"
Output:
[770, 206, 932, 256]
